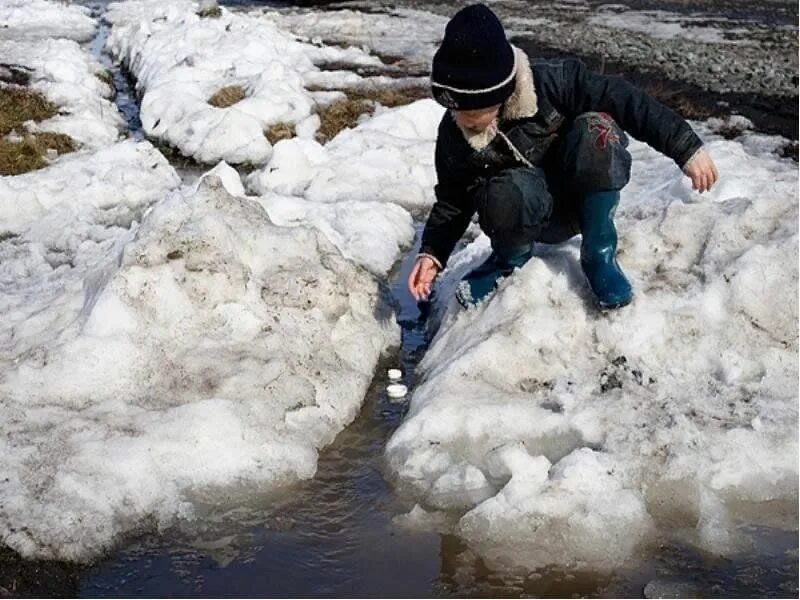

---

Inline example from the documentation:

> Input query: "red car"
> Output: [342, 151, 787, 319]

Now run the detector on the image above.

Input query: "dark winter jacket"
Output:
[419, 47, 704, 268]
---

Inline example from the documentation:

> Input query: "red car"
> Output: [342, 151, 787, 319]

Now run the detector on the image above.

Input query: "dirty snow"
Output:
[386, 126, 798, 572]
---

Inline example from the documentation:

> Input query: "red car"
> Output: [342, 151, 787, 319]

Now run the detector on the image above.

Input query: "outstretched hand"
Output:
[408, 256, 440, 301]
[684, 147, 719, 193]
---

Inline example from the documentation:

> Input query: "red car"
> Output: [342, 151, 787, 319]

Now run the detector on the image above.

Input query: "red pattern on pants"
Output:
[588, 112, 621, 150]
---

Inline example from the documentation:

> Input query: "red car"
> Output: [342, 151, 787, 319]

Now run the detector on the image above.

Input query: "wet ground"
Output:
[0, 0, 797, 597]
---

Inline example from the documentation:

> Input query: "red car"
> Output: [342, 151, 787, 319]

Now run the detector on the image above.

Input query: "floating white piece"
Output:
[387, 369, 402, 381]
[386, 384, 408, 398]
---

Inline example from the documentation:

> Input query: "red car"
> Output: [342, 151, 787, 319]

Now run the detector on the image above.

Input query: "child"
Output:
[408, 3, 718, 309]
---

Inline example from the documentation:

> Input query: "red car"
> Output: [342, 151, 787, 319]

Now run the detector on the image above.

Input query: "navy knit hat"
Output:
[431, 4, 516, 111]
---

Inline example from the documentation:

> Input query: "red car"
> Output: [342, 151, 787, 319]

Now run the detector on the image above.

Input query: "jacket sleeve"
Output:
[551, 59, 704, 169]
[419, 117, 477, 268]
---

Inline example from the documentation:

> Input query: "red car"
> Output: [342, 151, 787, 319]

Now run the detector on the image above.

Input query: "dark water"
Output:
[1, 1, 796, 597]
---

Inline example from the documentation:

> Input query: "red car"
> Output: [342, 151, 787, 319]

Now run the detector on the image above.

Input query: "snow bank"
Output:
[247, 99, 444, 211]
[0, 0, 96, 42]
[386, 129, 798, 572]
[106, 0, 391, 165]
[198, 161, 415, 277]
[258, 7, 447, 66]
[0, 174, 399, 561]
[0, 139, 180, 376]
[0, 38, 125, 149]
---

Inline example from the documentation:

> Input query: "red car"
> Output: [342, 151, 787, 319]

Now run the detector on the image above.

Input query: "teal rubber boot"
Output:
[456, 243, 533, 308]
[578, 191, 632, 309]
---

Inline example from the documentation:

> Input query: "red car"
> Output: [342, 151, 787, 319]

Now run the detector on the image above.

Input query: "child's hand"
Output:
[683, 147, 719, 193]
[408, 256, 440, 301]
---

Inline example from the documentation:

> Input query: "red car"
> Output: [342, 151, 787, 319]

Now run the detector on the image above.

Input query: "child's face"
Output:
[452, 104, 501, 133]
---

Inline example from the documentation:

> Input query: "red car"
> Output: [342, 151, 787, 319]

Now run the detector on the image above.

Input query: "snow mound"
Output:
[247, 99, 444, 211]
[0, 0, 96, 42]
[106, 0, 389, 165]
[386, 130, 798, 572]
[197, 160, 416, 277]
[0, 176, 399, 561]
[0, 140, 180, 361]
[0, 38, 125, 149]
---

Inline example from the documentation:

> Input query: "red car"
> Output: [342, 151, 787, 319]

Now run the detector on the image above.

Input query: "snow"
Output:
[0, 0, 96, 42]
[257, 7, 447, 66]
[0, 140, 181, 386]
[386, 126, 798, 572]
[0, 38, 125, 149]
[1, 0, 795, 575]
[200, 161, 415, 277]
[587, 7, 754, 44]
[1, 175, 399, 561]
[247, 99, 443, 211]
[105, 0, 406, 166]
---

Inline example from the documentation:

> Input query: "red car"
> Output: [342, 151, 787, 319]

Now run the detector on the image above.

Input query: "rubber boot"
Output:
[456, 243, 533, 308]
[578, 190, 632, 309]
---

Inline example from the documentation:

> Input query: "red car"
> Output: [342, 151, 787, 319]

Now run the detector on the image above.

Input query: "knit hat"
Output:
[431, 4, 516, 111]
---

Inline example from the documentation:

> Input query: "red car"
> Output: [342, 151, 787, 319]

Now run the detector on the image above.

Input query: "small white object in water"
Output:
[386, 383, 407, 398]
[198, 0, 218, 10]
[387, 368, 402, 381]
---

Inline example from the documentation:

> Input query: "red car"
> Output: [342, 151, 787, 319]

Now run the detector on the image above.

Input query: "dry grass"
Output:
[208, 85, 246, 108]
[314, 85, 430, 143]
[264, 122, 296, 145]
[95, 69, 113, 87]
[0, 132, 76, 176]
[0, 86, 77, 175]
[197, 6, 222, 18]
[0, 87, 59, 136]
[315, 97, 372, 143]
[348, 85, 430, 108]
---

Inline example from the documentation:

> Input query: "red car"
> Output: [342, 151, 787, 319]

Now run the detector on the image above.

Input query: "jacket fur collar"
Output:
[454, 47, 539, 151]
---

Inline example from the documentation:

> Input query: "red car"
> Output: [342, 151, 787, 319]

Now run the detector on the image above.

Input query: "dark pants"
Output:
[470, 112, 632, 249]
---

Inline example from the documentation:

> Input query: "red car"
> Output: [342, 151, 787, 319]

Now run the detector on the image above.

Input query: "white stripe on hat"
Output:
[430, 49, 517, 94]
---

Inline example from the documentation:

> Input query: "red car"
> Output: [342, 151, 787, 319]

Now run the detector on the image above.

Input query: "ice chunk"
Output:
[459, 449, 653, 571]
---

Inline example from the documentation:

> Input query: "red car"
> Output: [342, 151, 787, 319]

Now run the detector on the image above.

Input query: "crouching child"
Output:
[408, 3, 718, 309]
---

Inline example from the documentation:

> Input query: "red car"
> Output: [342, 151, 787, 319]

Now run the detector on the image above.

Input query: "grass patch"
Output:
[197, 6, 222, 18]
[208, 85, 246, 108]
[314, 85, 430, 143]
[347, 85, 430, 108]
[0, 87, 59, 137]
[95, 69, 113, 87]
[264, 122, 295, 144]
[0, 86, 77, 175]
[0, 132, 76, 176]
[315, 97, 371, 143]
